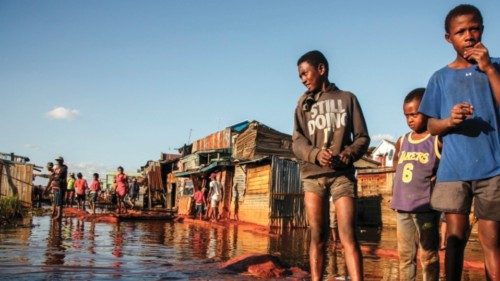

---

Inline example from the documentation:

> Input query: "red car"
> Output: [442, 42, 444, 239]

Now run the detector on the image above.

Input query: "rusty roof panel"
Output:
[192, 128, 232, 153]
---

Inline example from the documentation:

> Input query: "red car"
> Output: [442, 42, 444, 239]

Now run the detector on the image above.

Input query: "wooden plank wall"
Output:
[233, 123, 294, 160]
[233, 126, 257, 160]
[0, 161, 33, 206]
[254, 128, 294, 159]
[237, 164, 270, 226]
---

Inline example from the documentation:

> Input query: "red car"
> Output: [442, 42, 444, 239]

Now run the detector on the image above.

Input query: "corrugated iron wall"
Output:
[191, 128, 231, 153]
[269, 156, 305, 228]
[0, 161, 33, 206]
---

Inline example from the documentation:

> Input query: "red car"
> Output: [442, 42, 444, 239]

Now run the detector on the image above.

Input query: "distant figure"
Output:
[88, 173, 101, 215]
[114, 166, 128, 214]
[44, 162, 58, 218]
[52, 156, 68, 220]
[127, 178, 140, 208]
[65, 173, 76, 207]
[193, 186, 206, 220]
[208, 173, 222, 222]
[233, 183, 239, 221]
[391, 88, 441, 281]
[419, 4, 500, 280]
[74, 172, 88, 211]
[292, 50, 369, 281]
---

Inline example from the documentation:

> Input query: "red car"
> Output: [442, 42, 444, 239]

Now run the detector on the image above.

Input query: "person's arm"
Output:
[339, 96, 370, 164]
[465, 42, 500, 105]
[392, 137, 402, 168]
[427, 102, 473, 135]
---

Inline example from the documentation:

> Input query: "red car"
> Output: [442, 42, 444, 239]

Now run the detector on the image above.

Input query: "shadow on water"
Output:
[0, 215, 485, 280]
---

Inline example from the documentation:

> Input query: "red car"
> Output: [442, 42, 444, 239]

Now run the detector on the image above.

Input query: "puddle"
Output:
[0, 214, 485, 280]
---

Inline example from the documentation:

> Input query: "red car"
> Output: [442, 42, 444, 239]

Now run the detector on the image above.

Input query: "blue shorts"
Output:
[195, 204, 204, 215]
[53, 188, 63, 206]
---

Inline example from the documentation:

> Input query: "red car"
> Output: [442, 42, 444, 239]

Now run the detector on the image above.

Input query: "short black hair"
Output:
[297, 50, 329, 76]
[445, 4, 483, 33]
[93, 173, 99, 179]
[77, 172, 83, 178]
[404, 88, 425, 104]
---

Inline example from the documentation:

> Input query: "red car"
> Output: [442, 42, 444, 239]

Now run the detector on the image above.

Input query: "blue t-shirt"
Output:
[419, 58, 500, 182]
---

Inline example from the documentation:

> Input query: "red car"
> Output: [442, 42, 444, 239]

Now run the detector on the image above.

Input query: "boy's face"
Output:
[445, 14, 483, 62]
[403, 100, 427, 133]
[298, 61, 326, 92]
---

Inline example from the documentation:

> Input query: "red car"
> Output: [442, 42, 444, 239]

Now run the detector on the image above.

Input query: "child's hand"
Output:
[448, 103, 473, 127]
[316, 149, 333, 167]
[464, 43, 492, 72]
[338, 147, 354, 166]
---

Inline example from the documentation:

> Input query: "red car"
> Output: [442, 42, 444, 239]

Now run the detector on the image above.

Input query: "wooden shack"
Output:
[140, 154, 180, 209]
[232, 121, 294, 160]
[356, 167, 395, 227]
[0, 153, 34, 207]
[174, 123, 246, 216]
[233, 156, 305, 228]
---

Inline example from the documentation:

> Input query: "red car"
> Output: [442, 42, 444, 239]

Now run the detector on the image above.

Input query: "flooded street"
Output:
[0, 214, 485, 280]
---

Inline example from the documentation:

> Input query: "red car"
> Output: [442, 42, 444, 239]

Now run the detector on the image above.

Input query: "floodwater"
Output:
[0, 214, 485, 280]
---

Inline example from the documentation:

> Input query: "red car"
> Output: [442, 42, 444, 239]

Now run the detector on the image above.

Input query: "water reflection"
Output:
[0, 215, 486, 280]
[44, 220, 65, 266]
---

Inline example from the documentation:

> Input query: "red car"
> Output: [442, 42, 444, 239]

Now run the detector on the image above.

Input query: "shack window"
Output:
[182, 180, 194, 196]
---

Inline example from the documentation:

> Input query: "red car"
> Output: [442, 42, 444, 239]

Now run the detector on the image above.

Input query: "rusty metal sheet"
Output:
[192, 128, 231, 153]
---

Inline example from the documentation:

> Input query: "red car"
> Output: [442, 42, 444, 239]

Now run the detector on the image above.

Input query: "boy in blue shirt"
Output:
[419, 4, 500, 280]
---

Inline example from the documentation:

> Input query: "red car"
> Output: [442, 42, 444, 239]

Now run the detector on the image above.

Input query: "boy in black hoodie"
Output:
[293, 50, 370, 281]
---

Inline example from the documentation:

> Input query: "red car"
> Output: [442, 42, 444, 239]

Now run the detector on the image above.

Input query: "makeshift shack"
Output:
[232, 156, 305, 228]
[0, 153, 35, 207]
[232, 121, 294, 160]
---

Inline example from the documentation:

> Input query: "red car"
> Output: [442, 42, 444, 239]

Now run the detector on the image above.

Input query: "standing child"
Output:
[114, 166, 128, 214]
[292, 50, 370, 281]
[65, 173, 75, 207]
[419, 4, 500, 280]
[74, 172, 88, 211]
[391, 88, 440, 281]
[208, 173, 222, 222]
[52, 156, 67, 220]
[193, 186, 206, 220]
[88, 173, 101, 215]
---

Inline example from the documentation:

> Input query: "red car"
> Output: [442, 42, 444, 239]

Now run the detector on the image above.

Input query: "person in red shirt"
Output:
[74, 172, 88, 211]
[89, 173, 101, 215]
[193, 186, 206, 220]
[114, 166, 128, 214]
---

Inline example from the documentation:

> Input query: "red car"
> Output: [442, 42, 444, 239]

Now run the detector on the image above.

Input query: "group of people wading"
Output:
[44, 158, 140, 217]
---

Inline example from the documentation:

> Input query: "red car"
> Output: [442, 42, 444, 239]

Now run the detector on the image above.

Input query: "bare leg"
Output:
[304, 192, 328, 281]
[444, 213, 468, 281]
[440, 220, 447, 250]
[335, 196, 363, 281]
[478, 220, 500, 281]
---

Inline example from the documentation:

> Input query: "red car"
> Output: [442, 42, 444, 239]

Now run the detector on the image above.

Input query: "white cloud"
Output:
[67, 162, 112, 180]
[46, 106, 79, 120]
[371, 134, 395, 144]
[23, 144, 41, 150]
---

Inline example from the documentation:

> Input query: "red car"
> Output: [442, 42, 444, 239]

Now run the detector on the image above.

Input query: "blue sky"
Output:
[1, 1, 499, 179]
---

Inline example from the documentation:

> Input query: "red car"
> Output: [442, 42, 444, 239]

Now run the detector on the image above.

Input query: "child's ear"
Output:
[318, 63, 326, 76]
[445, 33, 451, 43]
